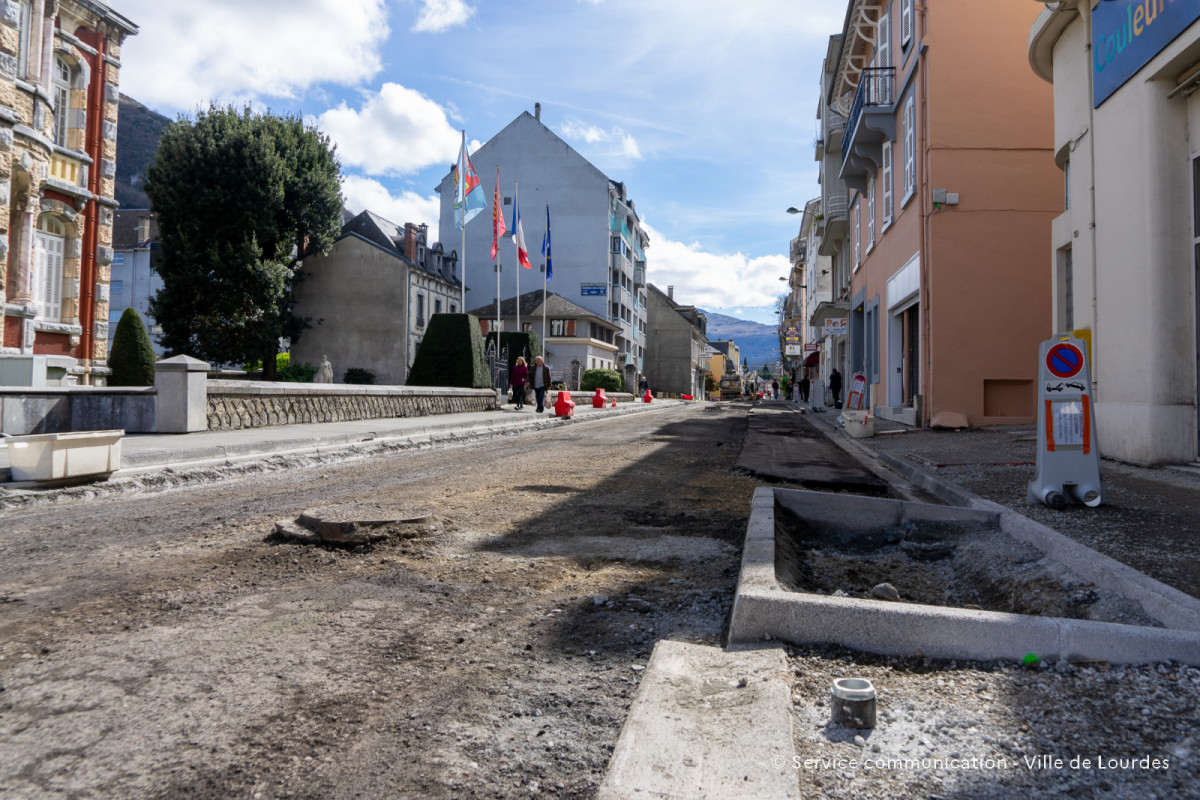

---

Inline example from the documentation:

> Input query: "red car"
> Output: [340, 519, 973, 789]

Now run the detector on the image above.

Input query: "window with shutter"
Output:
[901, 0, 912, 48]
[882, 141, 894, 227]
[33, 216, 65, 322]
[878, 5, 891, 70]
[566, 319, 576, 336]
[903, 96, 915, 202]
[853, 199, 861, 272]
[867, 176, 875, 251]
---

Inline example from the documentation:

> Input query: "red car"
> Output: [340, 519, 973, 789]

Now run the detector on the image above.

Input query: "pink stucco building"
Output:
[814, 0, 1059, 426]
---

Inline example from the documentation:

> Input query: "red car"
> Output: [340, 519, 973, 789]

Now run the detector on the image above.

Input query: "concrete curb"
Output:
[598, 640, 799, 799]
[728, 487, 1200, 666]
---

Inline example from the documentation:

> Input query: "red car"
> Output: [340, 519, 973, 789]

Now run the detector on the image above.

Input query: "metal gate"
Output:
[486, 340, 509, 392]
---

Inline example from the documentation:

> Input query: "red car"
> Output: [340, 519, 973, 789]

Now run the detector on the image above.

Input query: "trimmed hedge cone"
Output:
[108, 307, 157, 386]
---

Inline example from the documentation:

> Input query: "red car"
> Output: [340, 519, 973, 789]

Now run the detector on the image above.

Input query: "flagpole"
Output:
[459, 130, 467, 312]
[542, 203, 550, 359]
[513, 181, 520, 336]
[542, 259, 547, 359]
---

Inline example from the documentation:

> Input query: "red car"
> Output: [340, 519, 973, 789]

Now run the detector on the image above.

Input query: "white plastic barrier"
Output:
[6, 429, 123, 482]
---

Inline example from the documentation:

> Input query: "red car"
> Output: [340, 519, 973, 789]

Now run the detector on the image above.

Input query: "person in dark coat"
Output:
[829, 368, 842, 409]
[530, 356, 552, 413]
[510, 356, 528, 409]
[799, 373, 810, 403]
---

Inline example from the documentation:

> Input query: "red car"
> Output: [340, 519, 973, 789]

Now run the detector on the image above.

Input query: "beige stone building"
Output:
[0, 0, 136, 386]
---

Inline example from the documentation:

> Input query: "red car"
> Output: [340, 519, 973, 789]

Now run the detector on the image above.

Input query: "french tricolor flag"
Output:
[511, 182, 532, 269]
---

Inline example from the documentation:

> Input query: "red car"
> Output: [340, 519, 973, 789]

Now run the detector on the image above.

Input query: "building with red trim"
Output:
[0, 0, 137, 386]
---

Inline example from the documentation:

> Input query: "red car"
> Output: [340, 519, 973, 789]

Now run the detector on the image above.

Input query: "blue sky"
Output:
[114, 0, 843, 324]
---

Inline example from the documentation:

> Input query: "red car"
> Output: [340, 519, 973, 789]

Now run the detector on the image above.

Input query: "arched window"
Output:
[53, 56, 73, 148]
[33, 215, 65, 321]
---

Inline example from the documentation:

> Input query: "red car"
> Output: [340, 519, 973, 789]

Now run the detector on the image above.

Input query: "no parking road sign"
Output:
[1046, 342, 1084, 379]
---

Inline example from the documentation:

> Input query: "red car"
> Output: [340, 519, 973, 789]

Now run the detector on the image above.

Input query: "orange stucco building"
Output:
[815, 0, 1058, 426]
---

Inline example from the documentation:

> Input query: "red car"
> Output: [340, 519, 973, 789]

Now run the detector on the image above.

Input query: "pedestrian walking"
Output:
[799, 374, 810, 403]
[510, 356, 528, 409]
[829, 368, 842, 409]
[531, 356, 552, 413]
[771, 378, 780, 400]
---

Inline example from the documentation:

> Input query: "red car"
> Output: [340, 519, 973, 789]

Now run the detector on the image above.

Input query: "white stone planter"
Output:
[6, 429, 123, 482]
[842, 409, 874, 438]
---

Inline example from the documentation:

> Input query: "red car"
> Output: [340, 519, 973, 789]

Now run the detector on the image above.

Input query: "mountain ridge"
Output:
[701, 310, 778, 368]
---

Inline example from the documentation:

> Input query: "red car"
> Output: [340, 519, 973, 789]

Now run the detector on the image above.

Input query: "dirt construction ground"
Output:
[0, 405, 754, 799]
[2, 403, 1199, 800]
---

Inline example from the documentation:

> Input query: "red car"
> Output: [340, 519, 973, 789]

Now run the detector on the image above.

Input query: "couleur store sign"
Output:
[1093, 0, 1200, 107]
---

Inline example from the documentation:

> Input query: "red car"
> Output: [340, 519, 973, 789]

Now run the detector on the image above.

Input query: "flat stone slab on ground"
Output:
[598, 640, 798, 799]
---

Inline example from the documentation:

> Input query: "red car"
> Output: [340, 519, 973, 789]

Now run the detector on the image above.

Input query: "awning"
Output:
[803, 352, 820, 367]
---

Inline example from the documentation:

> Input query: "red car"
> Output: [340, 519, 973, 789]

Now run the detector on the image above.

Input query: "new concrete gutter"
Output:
[728, 487, 1200, 665]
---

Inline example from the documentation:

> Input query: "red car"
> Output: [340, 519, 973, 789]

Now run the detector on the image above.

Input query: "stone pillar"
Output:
[9, 201, 34, 305]
[154, 354, 209, 433]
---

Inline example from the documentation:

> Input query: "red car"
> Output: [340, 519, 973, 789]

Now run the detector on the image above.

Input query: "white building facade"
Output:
[1029, 0, 1200, 464]
[437, 108, 649, 391]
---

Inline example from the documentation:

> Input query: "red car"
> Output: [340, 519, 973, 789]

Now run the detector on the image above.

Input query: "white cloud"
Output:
[116, 0, 389, 112]
[412, 0, 475, 33]
[642, 223, 789, 311]
[558, 119, 643, 161]
[342, 175, 442, 242]
[317, 83, 460, 176]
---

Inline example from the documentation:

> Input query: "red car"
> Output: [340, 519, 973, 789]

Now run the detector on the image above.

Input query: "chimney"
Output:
[535, 102, 541, 121]
[404, 222, 417, 261]
[668, 286, 674, 300]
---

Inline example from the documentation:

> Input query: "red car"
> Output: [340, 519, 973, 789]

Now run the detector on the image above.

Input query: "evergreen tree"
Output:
[107, 307, 157, 386]
[144, 106, 342, 377]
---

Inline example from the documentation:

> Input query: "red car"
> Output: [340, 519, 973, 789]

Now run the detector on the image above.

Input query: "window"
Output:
[450, 303, 457, 313]
[52, 57, 72, 148]
[902, 94, 916, 203]
[416, 293, 425, 328]
[1059, 247, 1074, 332]
[32, 216, 65, 321]
[434, 298, 442, 314]
[877, 4, 891, 69]
[881, 141, 894, 228]
[16, 2, 30, 79]
[853, 199, 861, 272]
[108, 309, 122, 324]
[112, 253, 124, 266]
[867, 175, 876, 251]
[1064, 158, 1071, 211]
[110, 279, 124, 295]
[900, 0, 913, 48]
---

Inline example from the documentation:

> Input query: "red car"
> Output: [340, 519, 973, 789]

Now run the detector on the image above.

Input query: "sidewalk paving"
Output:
[0, 398, 689, 483]
[790, 402, 1200, 601]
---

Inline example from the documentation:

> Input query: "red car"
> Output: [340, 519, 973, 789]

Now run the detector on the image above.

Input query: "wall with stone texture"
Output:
[205, 381, 499, 431]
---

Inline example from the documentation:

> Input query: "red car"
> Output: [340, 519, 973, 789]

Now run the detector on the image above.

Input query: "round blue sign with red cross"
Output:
[1046, 342, 1084, 379]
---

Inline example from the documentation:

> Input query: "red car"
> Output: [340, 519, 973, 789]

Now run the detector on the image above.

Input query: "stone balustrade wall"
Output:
[205, 381, 499, 431]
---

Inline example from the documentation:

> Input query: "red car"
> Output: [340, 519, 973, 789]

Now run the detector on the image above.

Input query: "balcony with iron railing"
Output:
[839, 67, 896, 194]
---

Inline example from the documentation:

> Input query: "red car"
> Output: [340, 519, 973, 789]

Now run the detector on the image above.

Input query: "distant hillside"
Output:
[703, 311, 779, 369]
[116, 94, 172, 208]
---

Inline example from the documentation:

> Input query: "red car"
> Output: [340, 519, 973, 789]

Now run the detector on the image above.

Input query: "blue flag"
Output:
[541, 203, 552, 280]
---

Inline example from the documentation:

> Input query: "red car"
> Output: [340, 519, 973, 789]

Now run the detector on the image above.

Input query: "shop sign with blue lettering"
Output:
[1093, 0, 1200, 107]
